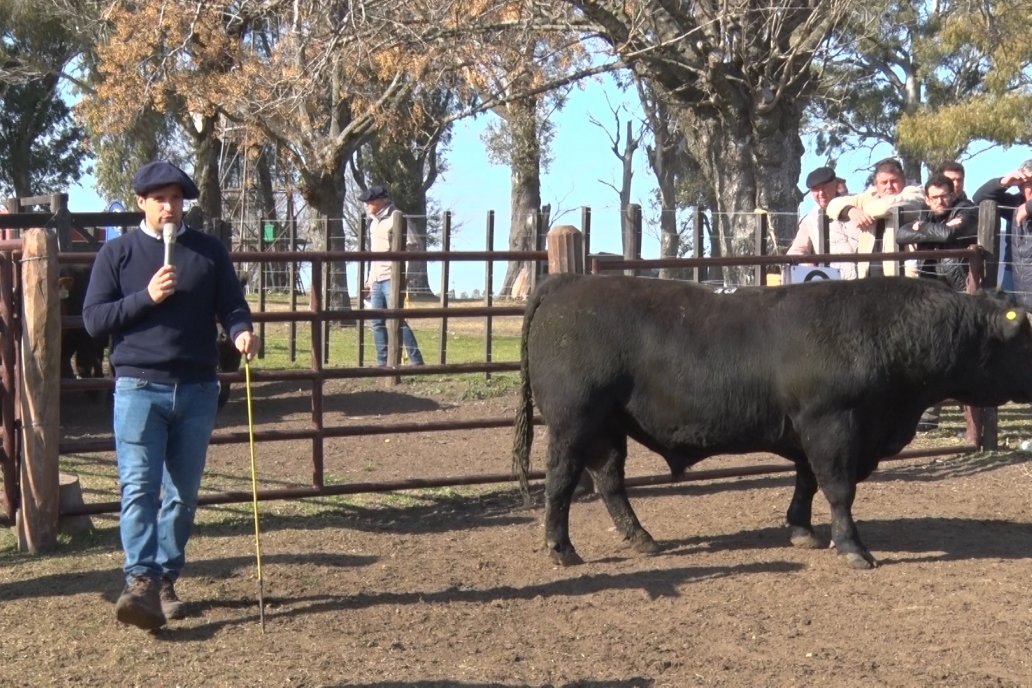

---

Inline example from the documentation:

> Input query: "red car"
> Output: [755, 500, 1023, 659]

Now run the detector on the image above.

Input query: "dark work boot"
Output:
[115, 576, 166, 630]
[160, 577, 186, 620]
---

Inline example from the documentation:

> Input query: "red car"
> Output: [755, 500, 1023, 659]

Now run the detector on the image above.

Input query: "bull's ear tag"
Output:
[1007, 310, 1018, 321]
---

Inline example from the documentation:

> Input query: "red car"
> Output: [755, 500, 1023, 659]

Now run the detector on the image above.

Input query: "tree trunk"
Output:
[682, 102, 803, 286]
[304, 172, 351, 315]
[645, 104, 681, 278]
[502, 98, 542, 298]
[256, 149, 290, 291]
[404, 185, 432, 297]
[191, 114, 223, 220]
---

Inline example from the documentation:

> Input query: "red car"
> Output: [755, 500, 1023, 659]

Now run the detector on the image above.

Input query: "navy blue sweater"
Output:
[83, 226, 253, 382]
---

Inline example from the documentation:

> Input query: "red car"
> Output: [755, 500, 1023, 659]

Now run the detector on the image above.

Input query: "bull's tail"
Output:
[511, 274, 569, 501]
[512, 293, 538, 502]
[512, 274, 579, 502]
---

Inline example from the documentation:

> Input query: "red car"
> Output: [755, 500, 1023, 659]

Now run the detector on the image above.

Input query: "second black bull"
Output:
[512, 274, 1032, 569]
[60, 263, 243, 409]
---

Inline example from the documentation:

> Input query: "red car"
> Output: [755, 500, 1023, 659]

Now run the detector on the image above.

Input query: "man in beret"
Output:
[83, 160, 260, 630]
[360, 184, 424, 366]
[787, 165, 861, 279]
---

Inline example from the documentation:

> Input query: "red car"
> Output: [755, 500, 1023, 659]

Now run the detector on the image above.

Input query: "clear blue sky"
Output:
[66, 78, 1032, 295]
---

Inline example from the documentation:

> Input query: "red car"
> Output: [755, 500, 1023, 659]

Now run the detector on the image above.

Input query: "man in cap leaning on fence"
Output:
[83, 160, 260, 630]
[787, 165, 861, 279]
[360, 184, 424, 367]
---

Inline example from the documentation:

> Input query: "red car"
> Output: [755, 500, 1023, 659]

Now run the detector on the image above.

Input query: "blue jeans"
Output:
[369, 280, 424, 366]
[114, 377, 220, 583]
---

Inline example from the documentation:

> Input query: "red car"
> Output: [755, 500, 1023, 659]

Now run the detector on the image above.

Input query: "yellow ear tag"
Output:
[1006, 310, 1018, 321]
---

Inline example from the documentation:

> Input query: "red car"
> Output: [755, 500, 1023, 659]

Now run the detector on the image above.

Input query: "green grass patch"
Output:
[253, 319, 521, 369]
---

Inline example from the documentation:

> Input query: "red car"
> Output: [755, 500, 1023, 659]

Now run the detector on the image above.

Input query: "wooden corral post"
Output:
[547, 225, 584, 275]
[974, 200, 1001, 448]
[580, 207, 592, 277]
[58, 473, 92, 535]
[16, 228, 61, 552]
[753, 211, 767, 286]
[884, 208, 901, 277]
[692, 207, 704, 283]
[976, 200, 1000, 289]
[622, 204, 642, 276]
[49, 193, 71, 251]
[815, 210, 830, 259]
[437, 211, 452, 365]
[385, 210, 405, 385]
[0, 251, 17, 523]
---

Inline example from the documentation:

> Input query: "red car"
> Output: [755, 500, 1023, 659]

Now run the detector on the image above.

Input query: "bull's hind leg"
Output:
[588, 433, 660, 556]
[543, 430, 588, 566]
[821, 478, 875, 569]
[786, 464, 821, 549]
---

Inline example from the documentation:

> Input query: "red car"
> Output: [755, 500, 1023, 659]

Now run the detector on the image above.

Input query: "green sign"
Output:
[263, 223, 276, 242]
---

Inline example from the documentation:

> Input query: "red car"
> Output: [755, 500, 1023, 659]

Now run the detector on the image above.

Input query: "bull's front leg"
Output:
[820, 478, 876, 570]
[544, 436, 585, 566]
[786, 464, 821, 549]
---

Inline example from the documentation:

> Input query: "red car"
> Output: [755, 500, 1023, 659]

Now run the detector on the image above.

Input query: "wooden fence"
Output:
[0, 199, 1011, 552]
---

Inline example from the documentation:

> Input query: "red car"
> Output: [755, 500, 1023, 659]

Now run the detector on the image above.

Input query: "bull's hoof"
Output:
[629, 535, 662, 556]
[789, 527, 821, 549]
[841, 550, 877, 570]
[548, 545, 584, 567]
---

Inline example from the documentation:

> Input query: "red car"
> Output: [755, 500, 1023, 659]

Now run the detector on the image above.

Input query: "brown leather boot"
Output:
[115, 576, 166, 630]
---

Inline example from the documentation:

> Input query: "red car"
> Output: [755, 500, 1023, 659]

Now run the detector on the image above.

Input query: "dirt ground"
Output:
[3, 379, 1032, 687]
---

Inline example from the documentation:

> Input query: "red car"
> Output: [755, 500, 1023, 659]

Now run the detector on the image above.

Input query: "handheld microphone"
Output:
[162, 222, 177, 267]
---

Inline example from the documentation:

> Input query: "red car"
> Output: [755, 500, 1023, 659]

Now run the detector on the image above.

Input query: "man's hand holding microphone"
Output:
[148, 221, 260, 360]
[147, 222, 178, 304]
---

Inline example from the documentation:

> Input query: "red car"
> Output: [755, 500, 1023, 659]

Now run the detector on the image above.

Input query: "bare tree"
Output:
[560, 0, 855, 284]
[589, 90, 644, 261]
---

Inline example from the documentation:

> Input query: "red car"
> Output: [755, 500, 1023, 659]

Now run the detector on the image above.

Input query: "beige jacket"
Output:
[365, 204, 396, 286]
[787, 207, 861, 280]
[826, 185, 925, 277]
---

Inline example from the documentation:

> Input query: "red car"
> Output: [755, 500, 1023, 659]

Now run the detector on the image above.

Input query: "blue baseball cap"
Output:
[132, 161, 200, 199]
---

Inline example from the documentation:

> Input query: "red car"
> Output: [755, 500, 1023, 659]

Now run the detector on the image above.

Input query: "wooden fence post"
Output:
[753, 210, 767, 286]
[0, 251, 17, 523]
[974, 200, 1001, 449]
[580, 207, 592, 274]
[17, 228, 61, 552]
[977, 200, 1000, 289]
[622, 204, 642, 276]
[385, 210, 406, 385]
[692, 207, 704, 283]
[547, 225, 584, 275]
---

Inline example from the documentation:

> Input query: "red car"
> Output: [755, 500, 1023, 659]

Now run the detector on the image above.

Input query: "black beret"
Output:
[358, 185, 390, 202]
[805, 166, 836, 189]
[132, 161, 199, 200]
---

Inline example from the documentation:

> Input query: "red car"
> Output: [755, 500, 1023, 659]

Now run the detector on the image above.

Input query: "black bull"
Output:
[59, 265, 106, 385]
[512, 274, 1032, 569]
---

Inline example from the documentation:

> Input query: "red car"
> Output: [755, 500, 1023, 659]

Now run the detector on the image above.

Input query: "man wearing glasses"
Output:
[895, 173, 977, 433]
[896, 173, 978, 292]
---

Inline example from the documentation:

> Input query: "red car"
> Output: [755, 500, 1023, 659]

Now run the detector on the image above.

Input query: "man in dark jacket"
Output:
[84, 161, 260, 630]
[896, 173, 978, 293]
[972, 159, 1032, 307]
[896, 173, 978, 433]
